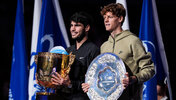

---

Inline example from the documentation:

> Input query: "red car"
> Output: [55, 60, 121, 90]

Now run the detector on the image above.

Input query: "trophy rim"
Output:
[36, 92, 55, 95]
[37, 52, 69, 57]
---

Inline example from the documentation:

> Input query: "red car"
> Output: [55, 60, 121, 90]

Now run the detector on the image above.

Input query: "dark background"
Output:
[0, 0, 176, 99]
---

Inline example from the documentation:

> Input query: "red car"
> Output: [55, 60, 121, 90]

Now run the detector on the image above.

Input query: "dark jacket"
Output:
[57, 40, 100, 100]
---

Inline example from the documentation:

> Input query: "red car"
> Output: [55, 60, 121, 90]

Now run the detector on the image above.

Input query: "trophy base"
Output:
[36, 92, 57, 100]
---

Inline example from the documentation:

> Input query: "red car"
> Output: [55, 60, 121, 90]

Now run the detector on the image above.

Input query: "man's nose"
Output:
[71, 26, 75, 31]
[104, 17, 108, 22]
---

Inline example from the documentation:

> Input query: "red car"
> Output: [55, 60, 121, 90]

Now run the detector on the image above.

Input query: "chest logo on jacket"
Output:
[118, 51, 123, 54]
[79, 57, 84, 60]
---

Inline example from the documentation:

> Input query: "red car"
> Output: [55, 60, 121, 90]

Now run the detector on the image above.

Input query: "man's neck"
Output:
[111, 27, 123, 38]
[76, 36, 88, 50]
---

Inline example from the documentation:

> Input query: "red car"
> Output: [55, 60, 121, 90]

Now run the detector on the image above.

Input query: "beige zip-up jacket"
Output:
[101, 30, 155, 100]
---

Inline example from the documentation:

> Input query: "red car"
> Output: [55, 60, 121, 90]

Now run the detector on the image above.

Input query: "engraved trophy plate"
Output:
[85, 52, 126, 100]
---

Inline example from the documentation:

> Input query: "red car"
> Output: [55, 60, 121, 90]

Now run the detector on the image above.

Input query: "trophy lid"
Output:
[85, 52, 126, 100]
[50, 46, 68, 55]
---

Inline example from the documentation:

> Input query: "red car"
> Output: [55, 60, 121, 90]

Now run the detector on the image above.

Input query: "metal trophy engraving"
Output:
[85, 52, 126, 100]
[35, 52, 75, 95]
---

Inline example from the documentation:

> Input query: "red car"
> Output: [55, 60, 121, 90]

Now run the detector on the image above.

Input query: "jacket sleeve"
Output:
[132, 38, 155, 83]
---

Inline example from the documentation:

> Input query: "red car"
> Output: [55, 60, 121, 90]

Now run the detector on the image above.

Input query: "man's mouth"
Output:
[105, 24, 110, 27]
[71, 32, 78, 36]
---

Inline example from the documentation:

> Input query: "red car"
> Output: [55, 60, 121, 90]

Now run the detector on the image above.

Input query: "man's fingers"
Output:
[51, 72, 64, 85]
[51, 78, 60, 85]
[52, 74, 60, 80]
[125, 72, 129, 77]
[82, 83, 90, 93]
[122, 72, 130, 89]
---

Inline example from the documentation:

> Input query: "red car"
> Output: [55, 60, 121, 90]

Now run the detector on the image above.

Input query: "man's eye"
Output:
[109, 16, 113, 18]
[75, 24, 81, 26]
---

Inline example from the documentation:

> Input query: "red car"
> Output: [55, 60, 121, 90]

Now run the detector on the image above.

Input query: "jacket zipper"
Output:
[112, 38, 115, 53]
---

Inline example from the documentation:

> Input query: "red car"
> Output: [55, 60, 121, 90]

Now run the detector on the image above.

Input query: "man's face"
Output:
[103, 12, 121, 32]
[70, 21, 85, 40]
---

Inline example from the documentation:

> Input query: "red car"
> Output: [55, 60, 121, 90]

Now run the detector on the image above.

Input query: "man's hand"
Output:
[122, 72, 137, 89]
[82, 83, 90, 93]
[63, 75, 71, 86]
[51, 72, 71, 86]
[122, 72, 130, 89]
[51, 72, 64, 85]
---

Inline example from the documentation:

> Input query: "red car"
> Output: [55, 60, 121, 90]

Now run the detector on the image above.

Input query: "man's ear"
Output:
[85, 25, 90, 32]
[118, 16, 124, 23]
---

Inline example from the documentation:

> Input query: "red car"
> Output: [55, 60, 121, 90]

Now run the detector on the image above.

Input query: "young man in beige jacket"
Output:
[82, 3, 155, 100]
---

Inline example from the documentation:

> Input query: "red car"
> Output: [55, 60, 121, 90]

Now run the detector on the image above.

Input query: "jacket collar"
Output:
[108, 30, 132, 42]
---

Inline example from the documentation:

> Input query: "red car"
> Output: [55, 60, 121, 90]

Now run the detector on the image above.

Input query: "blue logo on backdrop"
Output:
[142, 40, 156, 53]
[41, 34, 54, 51]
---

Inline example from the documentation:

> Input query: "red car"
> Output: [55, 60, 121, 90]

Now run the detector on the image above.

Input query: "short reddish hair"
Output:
[100, 3, 126, 26]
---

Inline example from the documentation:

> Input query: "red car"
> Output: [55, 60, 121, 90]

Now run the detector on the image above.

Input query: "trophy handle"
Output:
[60, 52, 75, 78]
[67, 52, 75, 72]
[61, 54, 69, 78]
[68, 52, 75, 66]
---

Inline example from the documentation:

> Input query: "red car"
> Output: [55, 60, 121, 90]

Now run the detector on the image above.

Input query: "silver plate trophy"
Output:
[85, 52, 126, 100]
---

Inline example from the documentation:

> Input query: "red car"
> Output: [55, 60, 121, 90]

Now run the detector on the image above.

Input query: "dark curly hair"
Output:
[100, 3, 126, 26]
[70, 12, 92, 27]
